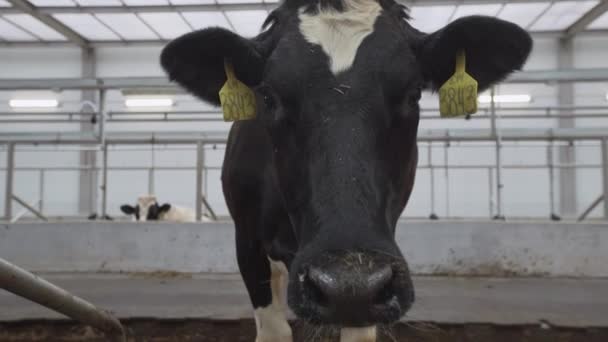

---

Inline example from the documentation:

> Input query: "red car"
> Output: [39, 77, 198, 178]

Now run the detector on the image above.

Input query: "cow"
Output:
[160, 0, 532, 340]
[120, 195, 197, 223]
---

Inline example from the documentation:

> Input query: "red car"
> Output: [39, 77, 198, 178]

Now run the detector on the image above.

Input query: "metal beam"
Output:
[6, 0, 89, 48]
[79, 48, 98, 216]
[557, 39, 577, 217]
[4, 128, 608, 145]
[0, 3, 276, 14]
[0, 0, 584, 14]
[564, 0, 608, 39]
[4, 143, 15, 220]
[11, 195, 48, 221]
[2, 68, 608, 91]
[3, 30, 608, 48]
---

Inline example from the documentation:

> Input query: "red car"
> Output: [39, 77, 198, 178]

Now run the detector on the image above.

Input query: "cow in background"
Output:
[120, 195, 196, 223]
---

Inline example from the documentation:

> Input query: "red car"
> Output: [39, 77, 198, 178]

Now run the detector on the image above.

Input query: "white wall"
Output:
[3, 221, 608, 277]
[1, 36, 608, 219]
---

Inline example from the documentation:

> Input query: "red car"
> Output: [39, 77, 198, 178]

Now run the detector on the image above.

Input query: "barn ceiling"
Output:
[0, 0, 607, 47]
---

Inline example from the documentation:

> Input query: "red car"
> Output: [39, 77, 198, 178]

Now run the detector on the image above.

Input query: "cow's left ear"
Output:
[418, 16, 532, 91]
[159, 203, 171, 213]
[121, 205, 135, 215]
[160, 28, 266, 106]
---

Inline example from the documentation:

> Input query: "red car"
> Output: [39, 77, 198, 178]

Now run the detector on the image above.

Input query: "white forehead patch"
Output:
[137, 195, 157, 221]
[299, 0, 382, 74]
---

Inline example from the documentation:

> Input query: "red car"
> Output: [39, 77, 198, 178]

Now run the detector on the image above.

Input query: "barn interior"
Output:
[1, 0, 608, 341]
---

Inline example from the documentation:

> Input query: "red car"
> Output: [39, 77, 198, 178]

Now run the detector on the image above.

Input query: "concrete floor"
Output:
[1, 273, 607, 327]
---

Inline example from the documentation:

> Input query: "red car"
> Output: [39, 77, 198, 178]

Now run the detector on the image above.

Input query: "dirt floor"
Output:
[1, 320, 608, 342]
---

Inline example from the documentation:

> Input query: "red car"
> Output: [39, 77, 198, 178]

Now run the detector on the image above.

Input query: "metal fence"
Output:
[2, 134, 608, 222]
[2, 76, 608, 222]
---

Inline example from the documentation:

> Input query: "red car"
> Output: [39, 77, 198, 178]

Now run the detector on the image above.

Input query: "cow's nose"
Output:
[309, 265, 393, 306]
[298, 263, 411, 326]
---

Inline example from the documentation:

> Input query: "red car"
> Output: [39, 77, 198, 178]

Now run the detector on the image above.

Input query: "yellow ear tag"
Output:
[219, 61, 256, 122]
[439, 50, 478, 118]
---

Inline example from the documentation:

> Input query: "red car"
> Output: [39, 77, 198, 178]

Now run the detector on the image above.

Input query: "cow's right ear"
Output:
[120, 205, 135, 215]
[160, 28, 266, 106]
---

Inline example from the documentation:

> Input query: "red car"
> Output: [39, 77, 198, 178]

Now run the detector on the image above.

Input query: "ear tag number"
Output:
[219, 61, 256, 122]
[439, 50, 478, 118]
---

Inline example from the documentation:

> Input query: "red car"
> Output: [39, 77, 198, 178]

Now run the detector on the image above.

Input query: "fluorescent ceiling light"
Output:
[478, 95, 532, 104]
[125, 98, 174, 108]
[9, 99, 59, 108]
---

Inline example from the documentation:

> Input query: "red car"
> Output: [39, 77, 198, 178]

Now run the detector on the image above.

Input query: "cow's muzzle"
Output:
[288, 251, 414, 327]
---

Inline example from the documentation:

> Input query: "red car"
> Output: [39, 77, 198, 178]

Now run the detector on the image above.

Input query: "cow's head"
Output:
[161, 0, 531, 327]
[120, 195, 171, 222]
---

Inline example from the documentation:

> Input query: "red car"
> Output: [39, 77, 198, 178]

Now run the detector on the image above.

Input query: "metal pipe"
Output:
[420, 113, 608, 120]
[1, 163, 606, 173]
[1, 163, 606, 174]
[0, 112, 96, 116]
[195, 141, 204, 222]
[0, 258, 125, 341]
[488, 167, 495, 219]
[39, 170, 44, 213]
[148, 168, 155, 195]
[12, 195, 48, 221]
[6, 129, 608, 145]
[578, 194, 604, 222]
[1, 68, 608, 90]
[444, 142, 450, 218]
[6, 113, 608, 124]
[548, 142, 557, 218]
[0, 119, 91, 124]
[491, 87, 505, 220]
[107, 110, 221, 116]
[98, 89, 106, 145]
[428, 143, 437, 218]
[4, 143, 15, 220]
[421, 105, 608, 113]
[201, 195, 218, 221]
[101, 143, 108, 218]
[603, 139, 608, 219]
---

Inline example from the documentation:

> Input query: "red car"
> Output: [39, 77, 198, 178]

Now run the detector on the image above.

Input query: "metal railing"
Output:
[0, 258, 125, 341]
[2, 72, 608, 221]
[1, 141, 606, 222]
[3, 105, 608, 124]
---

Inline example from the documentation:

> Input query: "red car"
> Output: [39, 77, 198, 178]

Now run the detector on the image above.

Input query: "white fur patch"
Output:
[159, 205, 196, 222]
[254, 257, 292, 342]
[299, 0, 382, 74]
[341, 326, 377, 342]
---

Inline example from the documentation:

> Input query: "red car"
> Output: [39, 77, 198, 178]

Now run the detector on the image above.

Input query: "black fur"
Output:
[160, 28, 266, 105]
[120, 202, 171, 221]
[160, 0, 532, 328]
[418, 16, 533, 91]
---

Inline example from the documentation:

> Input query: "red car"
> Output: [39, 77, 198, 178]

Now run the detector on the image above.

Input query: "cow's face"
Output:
[161, 0, 531, 327]
[120, 196, 171, 222]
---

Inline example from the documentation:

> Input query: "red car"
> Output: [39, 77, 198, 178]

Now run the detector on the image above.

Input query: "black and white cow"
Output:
[161, 0, 532, 340]
[120, 195, 197, 223]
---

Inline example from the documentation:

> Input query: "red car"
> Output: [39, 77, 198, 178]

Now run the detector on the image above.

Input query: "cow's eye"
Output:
[256, 84, 284, 127]
[257, 84, 276, 111]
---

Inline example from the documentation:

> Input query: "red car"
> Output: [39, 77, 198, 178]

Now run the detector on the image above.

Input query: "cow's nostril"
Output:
[305, 269, 330, 307]
[307, 267, 337, 306]
[307, 265, 394, 305]
[369, 266, 395, 305]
